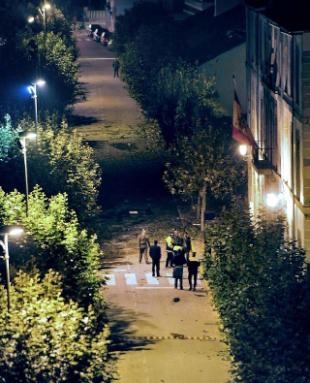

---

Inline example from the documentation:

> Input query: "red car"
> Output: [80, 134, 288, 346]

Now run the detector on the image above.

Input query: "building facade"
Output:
[246, 2, 310, 256]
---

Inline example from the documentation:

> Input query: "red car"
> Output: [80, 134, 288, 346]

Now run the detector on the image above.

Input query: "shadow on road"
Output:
[68, 114, 99, 126]
[107, 303, 155, 352]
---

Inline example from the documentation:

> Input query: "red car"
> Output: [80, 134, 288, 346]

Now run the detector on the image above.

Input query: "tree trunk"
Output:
[199, 182, 207, 232]
[196, 194, 200, 221]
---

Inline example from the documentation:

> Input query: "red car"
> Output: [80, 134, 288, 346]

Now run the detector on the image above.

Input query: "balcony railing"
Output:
[252, 147, 275, 174]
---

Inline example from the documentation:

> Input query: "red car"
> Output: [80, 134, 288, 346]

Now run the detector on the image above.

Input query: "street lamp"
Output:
[27, 79, 45, 130]
[0, 226, 24, 311]
[19, 132, 37, 216]
[239, 144, 248, 156]
[39, 2, 51, 32]
[266, 192, 280, 208]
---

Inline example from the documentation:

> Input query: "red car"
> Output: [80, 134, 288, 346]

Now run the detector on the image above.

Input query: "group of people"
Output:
[137, 228, 201, 291]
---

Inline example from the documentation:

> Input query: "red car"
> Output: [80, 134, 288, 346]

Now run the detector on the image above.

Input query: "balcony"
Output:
[252, 149, 275, 174]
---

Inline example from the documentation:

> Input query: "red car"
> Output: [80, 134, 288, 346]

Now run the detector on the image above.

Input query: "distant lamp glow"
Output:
[8, 227, 24, 237]
[0, 225, 24, 311]
[266, 193, 279, 208]
[28, 79, 46, 128]
[239, 144, 248, 156]
[42, 2, 51, 11]
[36, 79, 46, 87]
[24, 132, 37, 140]
[28, 16, 35, 23]
[19, 132, 37, 215]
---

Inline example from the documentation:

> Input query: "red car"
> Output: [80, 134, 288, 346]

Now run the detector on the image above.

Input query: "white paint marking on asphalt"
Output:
[105, 274, 116, 286]
[145, 272, 160, 285]
[125, 273, 137, 285]
[166, 272, 174, 285]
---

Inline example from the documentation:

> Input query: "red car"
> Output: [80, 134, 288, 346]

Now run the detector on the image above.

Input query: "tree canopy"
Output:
[163, 125, 245, 230]
[0, 118, 102, 223]
[0, 1, 79, 118]
[0, 186, 103, 307]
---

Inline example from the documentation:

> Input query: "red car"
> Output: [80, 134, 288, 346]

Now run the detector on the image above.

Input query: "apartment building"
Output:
[245, 0, 310, 256]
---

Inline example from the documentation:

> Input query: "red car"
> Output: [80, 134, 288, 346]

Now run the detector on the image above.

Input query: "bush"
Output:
[0, 186, 103, 308]
[205, 206, 310, 383]
[0, 270, 114, 383]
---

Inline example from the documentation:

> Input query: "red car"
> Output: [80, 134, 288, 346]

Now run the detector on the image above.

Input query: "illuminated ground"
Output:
[73, 28, 231, 383]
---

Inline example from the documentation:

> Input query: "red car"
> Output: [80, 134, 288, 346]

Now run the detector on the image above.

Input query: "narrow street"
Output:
[73, 27, 231, 383]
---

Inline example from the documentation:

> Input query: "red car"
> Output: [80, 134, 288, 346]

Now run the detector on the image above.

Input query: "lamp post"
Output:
[28, 79, 45, 131]
[19, 132, 37, 216]
[39, 2, 51, 33]
[0, 226, 24, 311]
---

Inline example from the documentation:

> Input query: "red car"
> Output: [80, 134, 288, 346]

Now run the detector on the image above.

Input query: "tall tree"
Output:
[0, 118, 101, 224]
[0, 186, 102, 307]
[163, 125, 245, 231]
[113, 2, 171, 55]
[0, 1, 80, 118]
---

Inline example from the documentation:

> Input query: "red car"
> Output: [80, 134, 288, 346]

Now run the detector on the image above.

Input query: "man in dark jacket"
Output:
[187, 252, 200, 291]
[149, 240, 161, 277]
[172, 245, 187, 289]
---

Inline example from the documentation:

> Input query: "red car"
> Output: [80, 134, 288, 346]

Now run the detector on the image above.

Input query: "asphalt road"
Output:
[73, 29, 142, 141]
[73, 28, 231, 383]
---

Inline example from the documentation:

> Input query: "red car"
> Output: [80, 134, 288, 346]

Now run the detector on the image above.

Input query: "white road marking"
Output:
[104, 272, 204, 289]
[105, 274, 116, 286]
[145, 272, 160, 285]
[125, 273, 137, 285]
[166, 272, 174, 285]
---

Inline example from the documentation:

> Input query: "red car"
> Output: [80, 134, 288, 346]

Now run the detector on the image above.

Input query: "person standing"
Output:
[172, 245, 187, 290]
[149, 240, 161, 277]
[187, 252, 200, 291]
[138, 229, 150, 264]
[183, 231, 192, 260]
[112, 58, 120, 78]
[165, 232, 174, 268]
[172, 229, 183, 246]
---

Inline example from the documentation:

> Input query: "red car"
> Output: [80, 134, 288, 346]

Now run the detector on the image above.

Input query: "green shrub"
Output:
[0, 270, 114, 383]
[205, 206, 310, 383]
[0, 186, 103, 307]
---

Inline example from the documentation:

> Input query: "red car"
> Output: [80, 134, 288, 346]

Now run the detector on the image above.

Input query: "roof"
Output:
[181, 4, 246, 64]
[246, 0, 310, 32]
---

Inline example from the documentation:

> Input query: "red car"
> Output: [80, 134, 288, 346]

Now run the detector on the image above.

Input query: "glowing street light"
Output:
[19, 132, 37, 215]
[239, 144, 248, 156]
[27, 2, 52, 32]
[39, 2, 52, 32]
[266, 193, 280, 208]
[0, 226, 24, 311]
[28, 79, 45, 130]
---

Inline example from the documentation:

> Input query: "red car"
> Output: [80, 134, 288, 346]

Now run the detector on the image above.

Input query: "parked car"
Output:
[93, 26, 110, 43]
[87, 23, 102, 38]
